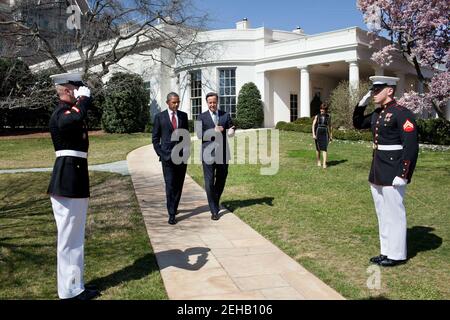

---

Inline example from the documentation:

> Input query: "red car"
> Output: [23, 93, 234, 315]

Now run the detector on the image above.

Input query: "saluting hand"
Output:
[74, 86, 91, 99]
[358, 90, 372, 107]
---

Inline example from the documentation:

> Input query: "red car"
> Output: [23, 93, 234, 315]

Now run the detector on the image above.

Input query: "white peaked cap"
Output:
[50, 72, 85, 86]
[369, 76, 400, 86]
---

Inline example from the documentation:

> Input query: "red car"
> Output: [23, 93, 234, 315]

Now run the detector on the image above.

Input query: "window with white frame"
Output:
[190, 70, 202, 120]
[218, 68, 236, 117]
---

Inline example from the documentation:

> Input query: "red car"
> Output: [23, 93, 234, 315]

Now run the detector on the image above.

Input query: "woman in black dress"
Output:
[312, 103, 332, 168]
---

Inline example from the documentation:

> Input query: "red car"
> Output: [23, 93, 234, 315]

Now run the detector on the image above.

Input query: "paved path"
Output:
[0, 160, 129, 175]
[127, 145, 344, 300]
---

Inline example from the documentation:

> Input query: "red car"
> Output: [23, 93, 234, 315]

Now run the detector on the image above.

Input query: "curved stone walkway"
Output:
[127, 145, 344, 300]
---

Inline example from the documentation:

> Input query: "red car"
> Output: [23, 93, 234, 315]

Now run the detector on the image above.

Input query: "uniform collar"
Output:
[383, 99, 397, 109]
[58, 99, 75, 108]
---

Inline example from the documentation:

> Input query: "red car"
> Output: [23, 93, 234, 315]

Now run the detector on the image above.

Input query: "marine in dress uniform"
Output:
[353, 76, 419, 267]
[47, 72, 99, 299]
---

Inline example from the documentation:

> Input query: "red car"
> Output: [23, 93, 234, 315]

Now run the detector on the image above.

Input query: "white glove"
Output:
[392, 176, 407, 187]
[74, 86, 91, 98]
[358, 90, 372, 107]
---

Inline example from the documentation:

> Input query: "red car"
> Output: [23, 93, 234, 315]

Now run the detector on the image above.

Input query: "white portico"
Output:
[175, 20, 430, 126]
[30, 19, 437, 125]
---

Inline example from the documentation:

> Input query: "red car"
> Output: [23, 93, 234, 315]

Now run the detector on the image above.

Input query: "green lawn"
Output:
[0, 172, 167, 299]
[188, 131, 450, 300]
[0, 132, 150, 169]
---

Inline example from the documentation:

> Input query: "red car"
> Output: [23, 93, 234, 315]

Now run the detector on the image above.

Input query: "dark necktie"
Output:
[171, 112, 177, 129]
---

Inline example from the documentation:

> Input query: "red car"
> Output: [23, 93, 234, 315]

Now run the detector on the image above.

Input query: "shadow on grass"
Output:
[86, 253, 159, 291]
[326, 159, 348, 167]
[222, 197, 274, 212]
[407, 226, 442, 259]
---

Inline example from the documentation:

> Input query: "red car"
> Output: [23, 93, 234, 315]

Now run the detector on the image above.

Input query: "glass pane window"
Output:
[218, 68, 236, 118]
[190, 70, 202, 120]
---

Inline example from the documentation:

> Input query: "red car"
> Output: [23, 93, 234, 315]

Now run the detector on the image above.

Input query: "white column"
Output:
[256, 71, 272, 127]
[299, 66, 310, 118]
[348, 60, 360, 91]
[395, 72, 405, 98]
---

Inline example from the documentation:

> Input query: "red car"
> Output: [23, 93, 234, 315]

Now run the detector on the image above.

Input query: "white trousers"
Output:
[50, 195, 88, 299]
[370, 184, 407, 260]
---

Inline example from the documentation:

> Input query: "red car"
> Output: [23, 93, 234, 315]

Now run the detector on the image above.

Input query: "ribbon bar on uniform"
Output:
[373, 144, 403, 151]
[55, 150, 88, 158]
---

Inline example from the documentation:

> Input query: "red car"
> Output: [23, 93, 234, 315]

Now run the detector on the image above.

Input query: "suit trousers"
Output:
[202, 163, 228, 215]
[370, 183, 407, 260]
[161, 160, 187, 216]
[50, 195, 88, 299]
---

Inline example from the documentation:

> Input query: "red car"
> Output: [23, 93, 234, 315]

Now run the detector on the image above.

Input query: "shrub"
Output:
[236, 82, 264, 129]
[333, 129, 373, 142]
[417, 118, 450, 145]
[293, 117, 313, 125]
[188, 119, 195, 133]
[101, 73, 149, 133]
[329, 80, 375, 129]
[276, 121, 373, 141]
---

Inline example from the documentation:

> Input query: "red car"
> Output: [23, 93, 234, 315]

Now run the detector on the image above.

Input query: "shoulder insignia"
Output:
[403, 119, 415, 132]
[71, 106, 80, 113]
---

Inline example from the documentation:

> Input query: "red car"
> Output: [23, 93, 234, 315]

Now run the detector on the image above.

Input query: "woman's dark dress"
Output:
[315, 114, 330, 151]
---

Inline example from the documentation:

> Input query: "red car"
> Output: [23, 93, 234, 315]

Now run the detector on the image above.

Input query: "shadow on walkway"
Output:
[156, 247, 211, 271]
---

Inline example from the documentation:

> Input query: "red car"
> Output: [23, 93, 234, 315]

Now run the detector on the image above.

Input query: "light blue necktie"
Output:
[212, 112, 218, 126]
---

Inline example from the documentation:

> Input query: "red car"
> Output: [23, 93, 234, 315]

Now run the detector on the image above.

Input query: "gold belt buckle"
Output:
[372, 143, 378, 150]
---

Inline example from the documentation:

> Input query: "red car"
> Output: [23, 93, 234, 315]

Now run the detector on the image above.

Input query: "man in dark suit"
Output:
[47, 72, 99, 300]
[152, 92, 190, 225]
[196, 92, 235, 220]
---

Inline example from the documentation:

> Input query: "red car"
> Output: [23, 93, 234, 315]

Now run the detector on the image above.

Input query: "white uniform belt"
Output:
[55, 150, 88, 158]
[374, 144, 403, 151]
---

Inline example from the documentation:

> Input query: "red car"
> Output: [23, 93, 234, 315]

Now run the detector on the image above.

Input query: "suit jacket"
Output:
[152, 109, 190, 163]
[196, 109, 234, 164]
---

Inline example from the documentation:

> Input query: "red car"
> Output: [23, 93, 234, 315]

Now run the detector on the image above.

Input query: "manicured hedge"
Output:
[417, 118, 450, 145]
[276, 118, 450, 145]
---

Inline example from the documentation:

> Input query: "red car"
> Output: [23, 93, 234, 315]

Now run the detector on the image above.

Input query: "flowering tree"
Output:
[357, 0, 449, 118]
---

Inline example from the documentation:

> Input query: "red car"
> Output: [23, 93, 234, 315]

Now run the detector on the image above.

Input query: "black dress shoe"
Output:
[378, 258, 407, 267]
[65, 289, 100, 300]
[211, 213, 219, 220]
[370, 255, 387, 264]
[168, 216, 177, 225]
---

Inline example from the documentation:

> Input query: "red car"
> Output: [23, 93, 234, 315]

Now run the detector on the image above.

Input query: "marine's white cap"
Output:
[369, 76, 399, 88]
[50, 72, 85, 86]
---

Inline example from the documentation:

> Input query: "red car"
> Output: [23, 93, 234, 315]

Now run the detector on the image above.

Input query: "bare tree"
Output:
[0, 0, 211, 116]
[0, 0, 208, 79]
